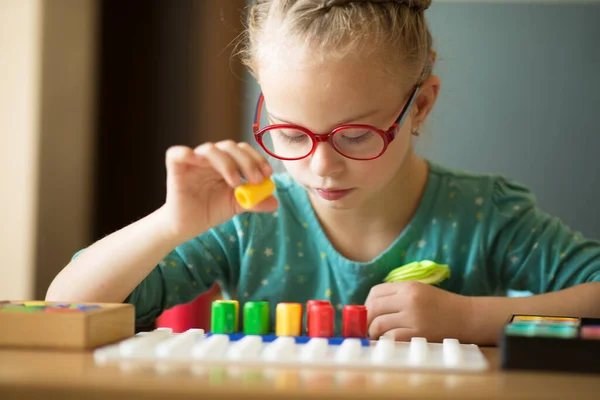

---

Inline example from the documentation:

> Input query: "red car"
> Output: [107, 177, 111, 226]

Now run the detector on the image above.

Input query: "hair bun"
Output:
[392, 0, 431, 12]
[322, 0, 432, 12]
[413, 0, 431, 11]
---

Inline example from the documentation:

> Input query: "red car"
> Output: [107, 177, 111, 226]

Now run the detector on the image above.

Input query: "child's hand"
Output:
[365, 281, 473, 343]
[162, 141, 278, 241]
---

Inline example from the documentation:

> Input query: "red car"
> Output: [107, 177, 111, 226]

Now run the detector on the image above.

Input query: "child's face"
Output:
[258, 50, 426, 210]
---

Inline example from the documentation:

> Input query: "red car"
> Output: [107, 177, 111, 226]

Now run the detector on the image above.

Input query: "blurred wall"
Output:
[418, 2, 600, 240]
[93, 0, 246, 240]
[0, 0, 42, 300]
[0, 0, 97, 300]
[0, 0, 246, 300]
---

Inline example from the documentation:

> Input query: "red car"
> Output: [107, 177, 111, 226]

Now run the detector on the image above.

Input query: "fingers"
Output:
[366, 282, 401, 300]
[189, 141, 272, 188]
[237, 142, 273, 177]
[368, 312, 412, 340]
[378, 327, 416, 342]
[188, 143, 239, 187]
[364, 282, 404, 326]
[365, 294, 401, 327]
[214, 140, 268, 185]
[166, 145, 196, 166]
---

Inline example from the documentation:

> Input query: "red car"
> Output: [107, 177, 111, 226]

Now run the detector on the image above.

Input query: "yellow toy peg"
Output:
[234, 178, 275, 209]
[275, 302, 302, 336]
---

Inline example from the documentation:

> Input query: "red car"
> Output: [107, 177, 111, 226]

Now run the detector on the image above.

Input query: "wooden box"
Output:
[0, 300, 135, 350]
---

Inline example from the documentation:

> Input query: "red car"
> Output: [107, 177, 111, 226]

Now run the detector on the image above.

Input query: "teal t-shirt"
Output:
[124, 161, 600, 332]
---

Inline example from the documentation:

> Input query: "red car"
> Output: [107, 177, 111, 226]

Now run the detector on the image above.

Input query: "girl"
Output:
[47, 0, 600, 345]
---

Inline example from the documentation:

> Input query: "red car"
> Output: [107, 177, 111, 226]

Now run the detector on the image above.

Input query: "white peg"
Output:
[300, 338, 328, 362]
[408, 337, 428, 365]
[119, 329, 172, 358]
[192, 334, 230, 360]
[262, 337, 297, 362]
[227, 335, 263, 360]
[372, 337, 395, 364]
[155, 329, 205, 360]
[442, 338, 463, 367]
[335, 338, 363, 364]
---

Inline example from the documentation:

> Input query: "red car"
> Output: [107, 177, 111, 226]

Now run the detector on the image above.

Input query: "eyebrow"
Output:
[267, 108, 383, 127]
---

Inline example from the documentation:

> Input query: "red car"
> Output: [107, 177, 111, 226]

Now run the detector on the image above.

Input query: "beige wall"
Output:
[0, 0, 41, 300]
[0, 0, 97, 300]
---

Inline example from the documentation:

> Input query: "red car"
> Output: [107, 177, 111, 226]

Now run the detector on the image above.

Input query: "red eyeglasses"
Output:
[252, 85, 420, 161]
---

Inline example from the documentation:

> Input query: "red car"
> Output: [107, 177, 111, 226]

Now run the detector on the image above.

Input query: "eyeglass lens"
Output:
[260, 127, 385, 159]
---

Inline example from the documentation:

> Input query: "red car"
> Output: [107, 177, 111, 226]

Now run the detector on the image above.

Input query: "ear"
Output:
[412, 75, 441, 131]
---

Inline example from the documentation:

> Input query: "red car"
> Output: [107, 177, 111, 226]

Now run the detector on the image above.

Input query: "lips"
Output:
[314, 187, 354, 201]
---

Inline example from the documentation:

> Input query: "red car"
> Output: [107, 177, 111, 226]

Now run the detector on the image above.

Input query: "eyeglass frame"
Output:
[252, 84, 420, 161]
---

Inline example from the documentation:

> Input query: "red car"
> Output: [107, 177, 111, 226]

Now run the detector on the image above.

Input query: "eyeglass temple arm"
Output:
[392, 85, 420, 130]
[253, 93, 265, 134]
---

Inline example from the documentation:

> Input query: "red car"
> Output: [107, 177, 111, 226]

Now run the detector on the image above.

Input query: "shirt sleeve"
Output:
[485, 177, 600, 295]
[124, 218, 244, 325]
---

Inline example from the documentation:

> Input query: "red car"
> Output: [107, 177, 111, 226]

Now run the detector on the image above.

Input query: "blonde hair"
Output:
[239, 0, 434, 86]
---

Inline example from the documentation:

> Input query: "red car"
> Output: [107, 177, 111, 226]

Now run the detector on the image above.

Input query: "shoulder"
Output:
[427, 161, 536, 214]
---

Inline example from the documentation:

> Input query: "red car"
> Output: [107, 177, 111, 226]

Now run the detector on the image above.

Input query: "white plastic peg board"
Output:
[93, 328, 489, 373]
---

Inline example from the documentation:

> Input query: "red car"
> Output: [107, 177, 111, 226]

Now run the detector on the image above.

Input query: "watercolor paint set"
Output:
[500, 314, 600, 373]
[0, 300, 134, 350]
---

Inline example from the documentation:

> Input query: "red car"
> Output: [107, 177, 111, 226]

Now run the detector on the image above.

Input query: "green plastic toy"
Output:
[384, 260, 450, 285]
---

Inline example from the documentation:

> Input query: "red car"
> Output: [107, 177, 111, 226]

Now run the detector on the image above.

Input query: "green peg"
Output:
[243, 301, 270, 335]
[211, 301, 236, 334]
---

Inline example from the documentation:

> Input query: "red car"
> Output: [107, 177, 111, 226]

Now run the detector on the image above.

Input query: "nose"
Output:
[308, 142, 345, 178]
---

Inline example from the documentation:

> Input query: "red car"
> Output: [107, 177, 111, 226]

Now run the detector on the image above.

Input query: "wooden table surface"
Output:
[1, 346, 599, 399]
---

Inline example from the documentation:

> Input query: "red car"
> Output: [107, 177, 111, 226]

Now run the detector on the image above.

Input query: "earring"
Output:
[412, 128, 420, 136]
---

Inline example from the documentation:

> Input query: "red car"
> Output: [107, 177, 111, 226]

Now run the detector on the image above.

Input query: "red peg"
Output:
[342, 305, 367, 338]
[307, 303, 335, 337]
[306, 300, 331, 333]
